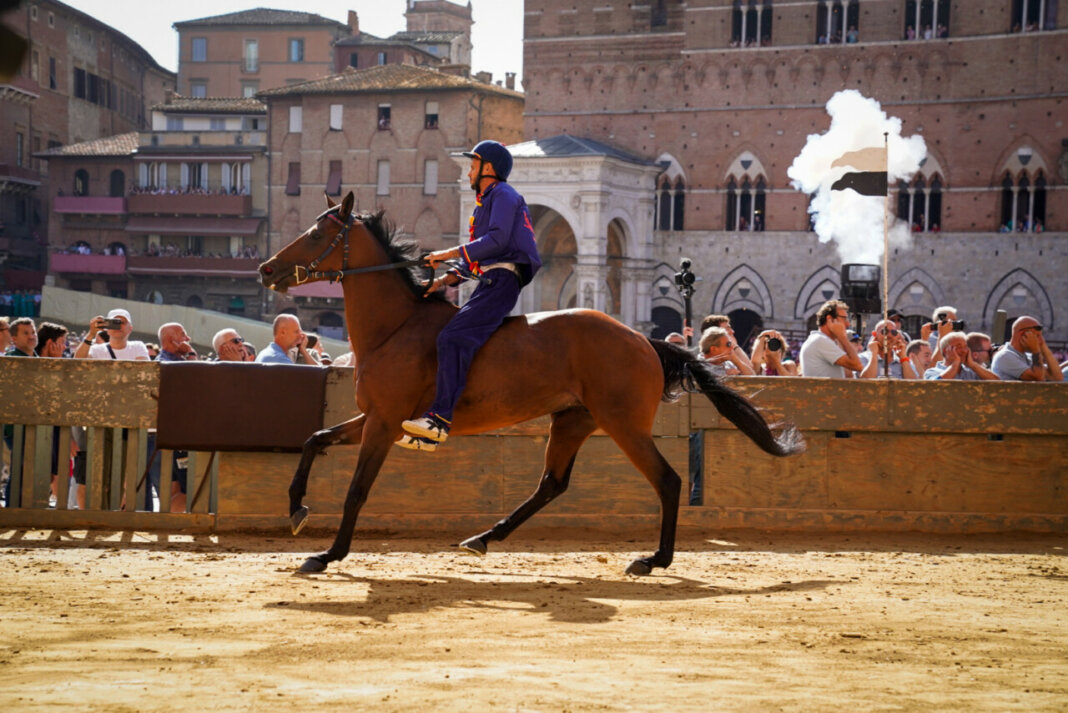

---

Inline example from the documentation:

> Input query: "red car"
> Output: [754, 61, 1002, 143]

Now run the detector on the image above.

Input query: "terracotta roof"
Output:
[173, 8, 346, 29]
[256, 63, 522, 98]
[34, 132, 140, 158]
[151, 96, 266, 114]
[390, 30, 464, 43]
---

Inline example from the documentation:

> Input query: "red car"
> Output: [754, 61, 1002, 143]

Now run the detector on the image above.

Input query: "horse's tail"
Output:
[648, 338, 806, 458]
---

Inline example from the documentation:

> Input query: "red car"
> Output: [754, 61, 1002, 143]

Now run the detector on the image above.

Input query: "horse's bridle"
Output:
[291, 207, 426, 285]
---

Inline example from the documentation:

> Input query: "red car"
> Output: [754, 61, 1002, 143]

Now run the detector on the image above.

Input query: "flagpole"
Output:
[882, 131, 890, 379]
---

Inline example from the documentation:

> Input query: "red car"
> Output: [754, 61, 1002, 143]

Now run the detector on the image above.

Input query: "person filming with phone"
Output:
[923, 305, 962, 365]
[857, 319, 918, 379]
[73, 309, 149, 361]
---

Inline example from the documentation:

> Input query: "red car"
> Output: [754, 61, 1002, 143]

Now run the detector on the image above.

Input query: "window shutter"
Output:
[221, 162, 231, 192]
[289, 106, 302, 133]
[139, 163, 148, 187]
[201, 162, 209, 189]
[159, 163, 167, 187]
[376, 160, 390, 196]
[329, 104, 343, 130]
[424, 159, 438, 195]
[242, 162, 250, 191]
[180, 163, 189, 189]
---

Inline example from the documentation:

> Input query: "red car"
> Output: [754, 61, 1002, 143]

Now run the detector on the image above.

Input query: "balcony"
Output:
[126, 255, 261, 279]
[49, 252, 127, 275]
[127, 193, 252, 216]
[0, 163, 41, 194]
[54, 196, 127, 214]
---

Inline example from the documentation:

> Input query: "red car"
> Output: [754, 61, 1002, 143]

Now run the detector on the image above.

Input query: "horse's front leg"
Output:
[289, 414, 365, 534]
[299, 417, 393, 573]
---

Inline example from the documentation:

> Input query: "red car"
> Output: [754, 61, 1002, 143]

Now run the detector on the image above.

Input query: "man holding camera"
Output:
[750, 329, 798, 376]
[857, 319, 918, 379]
[73, 309, 149, 361]
[924, 332, 1000, 381]
[991, 316, 1063, 382]
[923, 305, 961, 364]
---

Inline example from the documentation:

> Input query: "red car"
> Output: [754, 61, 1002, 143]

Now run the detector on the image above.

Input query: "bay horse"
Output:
[259, 191, 804, 575]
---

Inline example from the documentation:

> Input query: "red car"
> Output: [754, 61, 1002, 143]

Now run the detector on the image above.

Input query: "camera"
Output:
[766, 337, 783, 352]
[100, 318, 124, 329]
[952, 319, 966, 331]
[937, 313, 948, 322]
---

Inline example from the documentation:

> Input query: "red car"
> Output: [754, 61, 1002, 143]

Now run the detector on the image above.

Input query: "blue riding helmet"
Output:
[462, 140, 513, 182]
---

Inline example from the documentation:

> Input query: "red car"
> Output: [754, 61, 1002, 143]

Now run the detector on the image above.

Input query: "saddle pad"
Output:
[157, 362, 326, 452]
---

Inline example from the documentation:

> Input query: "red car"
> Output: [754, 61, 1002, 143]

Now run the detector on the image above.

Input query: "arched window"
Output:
[725, 175, 767, 231]
[726, 177, 738, 230]
[928, 176, 942, 230]
[905, 0, 951, 39]
[816, 0, 858, 44]
[73, 169, 89, 196]
[657, 178, 672, 231]
[754, 176, 766, 231]
[732, 0, 772, 47]
[656, 176, 686, 231]
[896, 174, 941, 231]
[109, 169, 125, 197]
[1000, 173, 1016, 230]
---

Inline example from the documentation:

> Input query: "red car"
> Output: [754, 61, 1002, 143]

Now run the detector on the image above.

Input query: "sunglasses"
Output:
[1020, 325, 1043, 333]
[229, 337, 245, 345]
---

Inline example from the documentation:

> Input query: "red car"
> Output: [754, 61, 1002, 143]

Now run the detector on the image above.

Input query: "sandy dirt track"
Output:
[1, 528, 1066, 712]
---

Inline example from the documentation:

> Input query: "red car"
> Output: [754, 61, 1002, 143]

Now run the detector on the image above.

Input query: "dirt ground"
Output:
[1, 528, 1066, 713]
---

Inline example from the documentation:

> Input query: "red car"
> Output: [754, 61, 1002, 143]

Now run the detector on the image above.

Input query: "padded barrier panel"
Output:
[157, 362, 327, 452]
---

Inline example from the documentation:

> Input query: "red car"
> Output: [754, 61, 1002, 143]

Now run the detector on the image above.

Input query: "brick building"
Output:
[39, 96, 268, 316]
[517, 0, 1067, 346]
[1, 0, 174, 288]
[257, 62, 523, 330]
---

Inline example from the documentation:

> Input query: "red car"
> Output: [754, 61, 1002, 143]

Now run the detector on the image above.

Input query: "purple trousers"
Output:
[428, 270, 521, 422]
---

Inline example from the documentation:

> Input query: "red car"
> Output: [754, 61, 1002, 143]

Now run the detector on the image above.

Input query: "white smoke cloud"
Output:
[788, 90, 927, 264]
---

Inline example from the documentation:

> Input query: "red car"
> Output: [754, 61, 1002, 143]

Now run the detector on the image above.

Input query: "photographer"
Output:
[750, 329, 798, 376]
[922, 305, 961, 365]
[857, 319, 918, 379]
[991, 316, 1063, 382]
[73, 309, 149, 361]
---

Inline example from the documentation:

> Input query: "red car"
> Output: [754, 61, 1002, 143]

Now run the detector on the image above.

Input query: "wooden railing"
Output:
[2, 358, 1066, 534]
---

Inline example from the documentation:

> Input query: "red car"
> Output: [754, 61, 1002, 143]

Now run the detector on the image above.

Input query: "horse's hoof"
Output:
[625, 559, 653, 576]
[298, 556, 327, 573]
[457, 535, 487, 556]
[290, 506, 310, 536]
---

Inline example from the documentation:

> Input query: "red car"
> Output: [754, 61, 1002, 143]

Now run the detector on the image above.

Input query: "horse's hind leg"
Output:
[289, 414, 365, 534]
[458, 406, 596, 556]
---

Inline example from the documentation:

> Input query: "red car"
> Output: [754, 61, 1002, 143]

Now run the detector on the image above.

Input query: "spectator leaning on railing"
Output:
[924, 332, 1000, 381]
[991, 316, 1064, 382]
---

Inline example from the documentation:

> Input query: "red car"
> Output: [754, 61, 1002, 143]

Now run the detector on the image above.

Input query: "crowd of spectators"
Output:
[680, 300, 1066, 382]
[128, 184, 250, 196]
[57, 242, 260, 260]
[0, 290, 42, 318]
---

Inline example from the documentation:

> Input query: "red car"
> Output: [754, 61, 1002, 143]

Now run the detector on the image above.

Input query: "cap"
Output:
[107, 308, 132, 325]
[462, 140, 513, 181]
[846, 329, 861, 342]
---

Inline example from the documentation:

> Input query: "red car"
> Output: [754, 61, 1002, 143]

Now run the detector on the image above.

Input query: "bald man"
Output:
[256, 314, 313, 364]
[991, 316, 1063, 381]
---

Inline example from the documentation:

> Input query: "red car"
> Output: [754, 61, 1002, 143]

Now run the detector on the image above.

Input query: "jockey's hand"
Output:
[425, 248, 458, 268]
[422, 273, 458, 298]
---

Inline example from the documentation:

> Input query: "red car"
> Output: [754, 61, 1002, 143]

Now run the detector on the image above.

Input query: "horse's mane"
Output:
[358, 209, 447, 303]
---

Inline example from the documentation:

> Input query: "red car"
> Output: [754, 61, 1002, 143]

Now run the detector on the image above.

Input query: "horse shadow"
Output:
[265, 571, 842, 624]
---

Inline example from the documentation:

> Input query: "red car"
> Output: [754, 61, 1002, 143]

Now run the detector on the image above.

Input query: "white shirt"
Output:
[88, 341, 150, 361]
[799, 331, 848, 378]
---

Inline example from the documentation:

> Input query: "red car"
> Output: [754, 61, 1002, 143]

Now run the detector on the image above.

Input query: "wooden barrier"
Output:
[2, 358, 1066, 535]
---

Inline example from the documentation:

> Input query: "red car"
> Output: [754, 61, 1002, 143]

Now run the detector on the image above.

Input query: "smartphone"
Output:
[102, 318, 124, 329]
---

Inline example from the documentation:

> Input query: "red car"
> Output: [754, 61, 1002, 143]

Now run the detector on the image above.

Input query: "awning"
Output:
[125, 216, 263, 236]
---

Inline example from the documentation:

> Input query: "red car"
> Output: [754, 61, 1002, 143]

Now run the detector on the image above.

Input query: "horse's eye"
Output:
[309, 229, 323, 240]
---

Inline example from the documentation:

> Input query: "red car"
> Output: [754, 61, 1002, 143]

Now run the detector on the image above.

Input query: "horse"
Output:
[258, 191, 804, 576]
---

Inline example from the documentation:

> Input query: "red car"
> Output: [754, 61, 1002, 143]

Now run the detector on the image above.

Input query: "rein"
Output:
[292, 210, 427, 285]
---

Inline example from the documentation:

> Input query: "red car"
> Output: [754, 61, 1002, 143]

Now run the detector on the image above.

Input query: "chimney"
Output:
[505, 72, 516, 90]
[348, 10, 359, 35]
[165, 90, 177, 103]
[475, 70, 492, 84]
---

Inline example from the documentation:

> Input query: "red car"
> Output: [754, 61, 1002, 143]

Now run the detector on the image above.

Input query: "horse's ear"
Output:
[340, 190, 355, 217]
[324, 192, 337, 210]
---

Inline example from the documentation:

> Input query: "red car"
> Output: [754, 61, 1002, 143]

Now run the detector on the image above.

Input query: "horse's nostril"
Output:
[262, 265, 273, 275]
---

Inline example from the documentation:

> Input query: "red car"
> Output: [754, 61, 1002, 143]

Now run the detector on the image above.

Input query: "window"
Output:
[48, 56, 56, 89]
[47, 11, 53, 27]
[326, 160, 342, 196]
[190, 82, 207, 98]
[816, 0, 858, 44]
[349, 53, 358, 68]
[30, 4, 37, 20]
[329, 104, 343, 131]
[15, 132, 24, 167]
[651, 0, 668, 28]
[732, 0, 773, 47]
[904, 0, 951, 39]
[30, 50, 38, 82]
[376, 160, 390, 196]
[109, 170, 125, 197]
[1000, 171, 1047, 232]
[244, 40, 258, 72]
[167, 116, 184, 131]
[724, 175, 766, 231]
[285, 162, 301, 196]
[424, 101, 439, 129]
[73, 67, 86, 99]
[377, 105, 391, 130]
[32, 135, 40, 171]
[1010, 0, 1052, 32]
[377, 51, 387, 65]
[74, 169, 89, 196]
[289, 106, 302, 133]
[241, 82, 258, 98]
[191, 38, 207, 62]
[423, 159, 438, 195]
[181, 162, 206, 189]
[210, 118, 225, 130]
[656, 177, 686, 231]
[289, 38, 304, 62]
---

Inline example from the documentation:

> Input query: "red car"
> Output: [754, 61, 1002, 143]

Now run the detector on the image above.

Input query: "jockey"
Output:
[401, 140, 541, 447]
